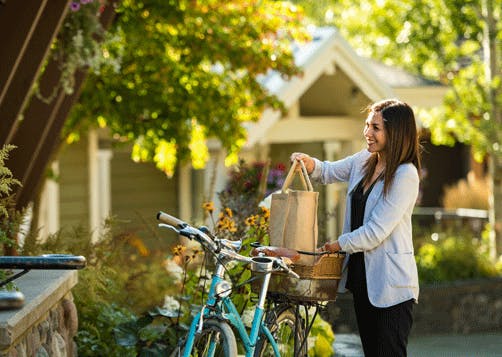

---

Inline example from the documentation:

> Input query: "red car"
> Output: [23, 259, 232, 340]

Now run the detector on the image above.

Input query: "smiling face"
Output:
[363, 111, 387, 155]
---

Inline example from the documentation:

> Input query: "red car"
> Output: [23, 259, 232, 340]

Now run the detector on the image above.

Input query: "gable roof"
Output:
[245, 26, 393, 147]
[367, 59, 441, 88]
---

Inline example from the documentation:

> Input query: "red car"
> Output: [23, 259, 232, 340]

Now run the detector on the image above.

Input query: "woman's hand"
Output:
[290, 152, 315, 174]
[320, 241, 341, 253]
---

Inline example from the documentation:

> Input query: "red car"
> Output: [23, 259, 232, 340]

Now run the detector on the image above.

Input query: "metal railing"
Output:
[0, 254, 86, 309]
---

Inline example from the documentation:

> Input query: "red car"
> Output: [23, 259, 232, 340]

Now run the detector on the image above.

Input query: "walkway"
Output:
[333, 332, 502, 357]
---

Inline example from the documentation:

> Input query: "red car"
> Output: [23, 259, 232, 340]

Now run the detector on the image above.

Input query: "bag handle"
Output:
[281, 160, 314, 192]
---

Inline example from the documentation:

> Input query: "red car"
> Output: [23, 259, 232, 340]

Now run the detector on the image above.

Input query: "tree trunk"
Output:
[489, 157, 502, 258]
[482, 0, 502, 257]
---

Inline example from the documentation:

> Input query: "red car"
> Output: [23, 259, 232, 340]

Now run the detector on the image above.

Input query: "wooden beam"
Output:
[9, 1, 118, 210]
[0, 0, 47, 103]
[265, 116, 364, 143]
[12, 69, 88, 210]
[0, 0, 48, 145]
[0, 0, 70, 146]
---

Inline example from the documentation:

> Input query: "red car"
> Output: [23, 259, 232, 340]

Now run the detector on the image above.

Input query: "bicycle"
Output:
[157, 211, 312, 357]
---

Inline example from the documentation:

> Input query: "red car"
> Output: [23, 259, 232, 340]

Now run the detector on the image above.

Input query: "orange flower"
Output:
[245, 216, 256, 226]
[129, 237, 149, 257]
[202, 201, 215, 213]
[172, 244, 186, 256]
[260, 206, 270, 219]
[227, 220, 237, 233]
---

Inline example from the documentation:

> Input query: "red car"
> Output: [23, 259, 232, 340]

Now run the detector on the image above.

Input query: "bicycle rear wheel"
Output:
[172, 318, 237, 357]
[254, 305, 307, 357]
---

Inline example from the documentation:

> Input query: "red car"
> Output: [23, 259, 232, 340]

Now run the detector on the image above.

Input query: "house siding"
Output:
[58, 137, 90, 230]
[110, 149, 178, 233]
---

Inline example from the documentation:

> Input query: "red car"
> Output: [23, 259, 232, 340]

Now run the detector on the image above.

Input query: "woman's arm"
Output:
[292, 150, 368, 185]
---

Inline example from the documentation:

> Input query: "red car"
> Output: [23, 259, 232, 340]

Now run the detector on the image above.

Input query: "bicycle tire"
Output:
[254, 305, 307, 357]
[171, 318, 238, 357]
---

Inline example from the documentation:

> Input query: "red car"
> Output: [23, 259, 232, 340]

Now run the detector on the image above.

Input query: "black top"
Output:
[345, 176, 379, 292]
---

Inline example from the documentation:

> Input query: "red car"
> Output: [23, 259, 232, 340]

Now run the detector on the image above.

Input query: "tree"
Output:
[67, 0, 309, 176]
[293, 0, 502, 256]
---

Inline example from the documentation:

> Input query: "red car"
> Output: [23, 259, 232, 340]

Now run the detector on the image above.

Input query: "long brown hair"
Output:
[363, 99, 421, 196]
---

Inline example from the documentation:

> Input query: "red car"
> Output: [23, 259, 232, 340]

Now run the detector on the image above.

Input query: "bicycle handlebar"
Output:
[156, 211, 298, 278]
[157, 211, 187, 228]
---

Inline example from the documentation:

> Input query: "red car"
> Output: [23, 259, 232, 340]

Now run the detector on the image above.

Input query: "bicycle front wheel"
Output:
[174, 318, 238, 357]
[254, 306, 307, 357]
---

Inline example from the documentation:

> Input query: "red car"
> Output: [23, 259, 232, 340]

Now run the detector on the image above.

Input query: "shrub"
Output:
[22, 217, 181, 356]
[0, 144, 21, 253]
[415, 226, 501, 284]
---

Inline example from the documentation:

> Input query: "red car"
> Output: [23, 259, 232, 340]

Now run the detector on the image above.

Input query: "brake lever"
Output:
[158, 223, 180, 234]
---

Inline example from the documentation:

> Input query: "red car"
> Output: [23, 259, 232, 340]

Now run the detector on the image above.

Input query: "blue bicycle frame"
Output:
[182, 261, 281, 357]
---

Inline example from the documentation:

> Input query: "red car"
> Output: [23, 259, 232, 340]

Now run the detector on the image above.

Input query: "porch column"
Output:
[178, 164, 192, 222]
[324, 142, 342, 239]
[37, 161, 60, 240]
[88, 130, 112, 242]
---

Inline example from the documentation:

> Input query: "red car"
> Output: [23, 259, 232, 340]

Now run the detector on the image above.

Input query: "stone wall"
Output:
[323, 277, 502, 336]
[0, 270, 79, 357]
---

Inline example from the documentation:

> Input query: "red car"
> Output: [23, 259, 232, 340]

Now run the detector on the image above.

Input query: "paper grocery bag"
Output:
[269, 160, 318, 264]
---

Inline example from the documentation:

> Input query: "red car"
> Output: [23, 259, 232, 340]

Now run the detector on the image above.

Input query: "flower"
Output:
[70, 2, 80, 11]
[202, 201, 215, 213]
[165, 258, 184, 282]
[241, 307, 255, 328]
[128, 236, 149, 256]
[163, 295, 181, 312]
[70, 0, 94, 11]
[260, 206, 270, 219]
[172, 244, 186, 256]
[245, 216, 256, 226]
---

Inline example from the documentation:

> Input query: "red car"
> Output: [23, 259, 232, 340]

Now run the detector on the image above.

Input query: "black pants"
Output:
[352, 289, 414, 357]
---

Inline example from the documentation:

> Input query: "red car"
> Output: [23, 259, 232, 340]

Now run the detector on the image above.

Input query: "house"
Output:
[36, 27, 447, 242]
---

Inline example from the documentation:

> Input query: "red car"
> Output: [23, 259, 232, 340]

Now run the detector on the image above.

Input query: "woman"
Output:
[291, 99, 421, 357]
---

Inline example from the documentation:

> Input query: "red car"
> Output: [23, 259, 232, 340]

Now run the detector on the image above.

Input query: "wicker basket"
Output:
[253, 252, 346, 302]
[293, 253, 345, 279]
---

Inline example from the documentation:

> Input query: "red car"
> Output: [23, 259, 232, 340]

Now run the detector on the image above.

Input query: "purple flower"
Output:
[70, 2, 80, 11]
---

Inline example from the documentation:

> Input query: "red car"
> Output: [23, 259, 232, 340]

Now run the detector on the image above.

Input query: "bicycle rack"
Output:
[0, 254, 86, 310]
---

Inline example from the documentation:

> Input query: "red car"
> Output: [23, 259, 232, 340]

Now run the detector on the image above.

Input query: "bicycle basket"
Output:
[254, 252, 346, 302]
[293, 252, 345, 279]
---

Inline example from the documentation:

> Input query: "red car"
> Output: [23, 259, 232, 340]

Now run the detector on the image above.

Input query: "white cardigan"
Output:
[311, 149, 420, 308]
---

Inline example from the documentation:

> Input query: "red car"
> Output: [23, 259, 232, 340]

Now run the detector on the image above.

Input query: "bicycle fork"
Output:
[182, 265, 226, 357]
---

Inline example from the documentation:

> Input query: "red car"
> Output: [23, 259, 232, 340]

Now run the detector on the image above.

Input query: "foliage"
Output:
[67, 0, 310, 176]
[415, 226, 502, 284]
[35, 0, 113, 103]
[22, 217, 182, 356]
[76, 303, 136, 357]
[307, 313, 336, 357]
[217, 160, 286, 237]
[0, 145, 21, 221]
[0, 144, 22, 284]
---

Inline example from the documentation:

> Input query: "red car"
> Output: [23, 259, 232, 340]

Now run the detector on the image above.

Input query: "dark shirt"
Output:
[345, 177, 379, 292]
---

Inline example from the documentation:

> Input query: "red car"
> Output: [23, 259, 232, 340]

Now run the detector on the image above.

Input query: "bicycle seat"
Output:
[250, 246, 301, 263]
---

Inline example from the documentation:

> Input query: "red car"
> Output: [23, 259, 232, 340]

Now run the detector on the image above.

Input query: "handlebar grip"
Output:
[156, 211, 186, 227]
